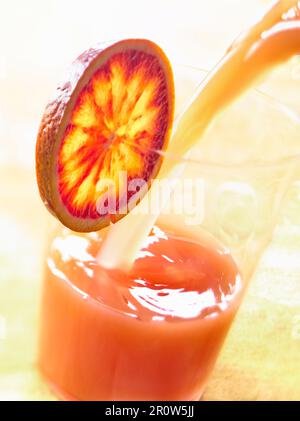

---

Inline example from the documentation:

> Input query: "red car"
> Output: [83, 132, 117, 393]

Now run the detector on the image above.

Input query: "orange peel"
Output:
[36, 39, 174, 232]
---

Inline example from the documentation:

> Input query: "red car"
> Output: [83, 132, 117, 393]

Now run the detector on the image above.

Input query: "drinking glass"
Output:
[39, 62, 300, 400]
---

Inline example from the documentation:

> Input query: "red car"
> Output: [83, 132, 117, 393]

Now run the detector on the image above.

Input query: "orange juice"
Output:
[39, 225, 242, 401]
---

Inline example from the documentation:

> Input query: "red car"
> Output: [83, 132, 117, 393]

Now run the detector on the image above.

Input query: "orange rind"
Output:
[36, 39, 174, 232]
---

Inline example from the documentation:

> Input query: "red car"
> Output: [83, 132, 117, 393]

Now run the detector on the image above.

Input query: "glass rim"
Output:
[159, 150, 300, 172]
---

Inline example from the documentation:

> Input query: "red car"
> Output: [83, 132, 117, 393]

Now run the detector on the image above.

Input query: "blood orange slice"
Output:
[36, 39, 174, 232]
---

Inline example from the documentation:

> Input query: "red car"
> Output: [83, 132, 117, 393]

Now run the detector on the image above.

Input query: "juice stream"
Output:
[98, 0, 300, 271]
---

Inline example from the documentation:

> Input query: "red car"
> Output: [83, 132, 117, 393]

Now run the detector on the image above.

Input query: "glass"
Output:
[38, 63, 300, 400]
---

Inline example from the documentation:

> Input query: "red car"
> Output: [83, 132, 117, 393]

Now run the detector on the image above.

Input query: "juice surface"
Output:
[39, 226, 242, 401]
